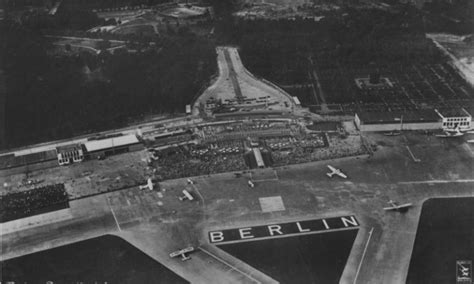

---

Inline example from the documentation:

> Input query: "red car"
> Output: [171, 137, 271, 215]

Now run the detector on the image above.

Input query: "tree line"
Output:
[1, 19, 216, 149]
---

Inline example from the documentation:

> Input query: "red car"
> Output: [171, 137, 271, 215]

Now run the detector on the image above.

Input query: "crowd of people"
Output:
[149, 129, 365, 180]
[153, 145, 248, 180]
[201, 121, 301, 142]
[1, 184, 68, 223]
[271, 134, 366, 166]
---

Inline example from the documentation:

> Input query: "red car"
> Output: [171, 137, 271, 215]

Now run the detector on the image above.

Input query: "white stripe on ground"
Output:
[108, 197, 122, 232]
[198, 246, 261, 284]
[399, 179, 474, 184]
[353, 227, 374, 284]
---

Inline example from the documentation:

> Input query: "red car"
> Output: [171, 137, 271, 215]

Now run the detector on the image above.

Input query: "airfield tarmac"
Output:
[1, 131, 474, 283]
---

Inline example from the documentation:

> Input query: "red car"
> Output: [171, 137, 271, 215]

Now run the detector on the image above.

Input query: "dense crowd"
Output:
[271, 134, 365, 166]
[151, 131, 365, 180]
[153, 145, 248, 180]
[0, 184, 69, 223]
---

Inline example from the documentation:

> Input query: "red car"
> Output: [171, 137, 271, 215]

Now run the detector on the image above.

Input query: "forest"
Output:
[229, 6, 444, 86]
[1, 18, 216, 149]
[2, 0, 470, 149]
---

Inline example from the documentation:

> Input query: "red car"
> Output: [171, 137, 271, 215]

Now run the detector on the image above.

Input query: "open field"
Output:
[406, 197, 474, 284]
[2, 130, 474, 283]
[1, 235, 188, 284]
[218, 229, 358, 284]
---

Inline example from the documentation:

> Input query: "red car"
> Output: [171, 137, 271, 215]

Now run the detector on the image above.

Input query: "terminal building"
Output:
[354, 110, 442, 132]
[83, 134, 143, 160]
[434, 108, 472, 131]
[252, 148, 265, 168]
[56, 144, 84, 166]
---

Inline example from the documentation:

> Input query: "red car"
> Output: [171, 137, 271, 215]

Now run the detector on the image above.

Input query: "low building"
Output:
[83, 134, 143, 159]
[252, 147, 265, 168]
[56, 144, 84, 166]
[355, 110, 441, 132]
[435, 108, 472, 131]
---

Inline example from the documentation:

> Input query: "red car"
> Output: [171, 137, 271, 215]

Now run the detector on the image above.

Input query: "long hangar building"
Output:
[56, 134, 142, 165]
[354, 108, 473, 132]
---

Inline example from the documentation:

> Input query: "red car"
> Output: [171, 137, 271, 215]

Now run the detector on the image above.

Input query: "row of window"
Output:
[60, 150, 83, 159]
[446, 117, 469, 122]
[58, 150, 84, 165]
[443, 121, 471, 127]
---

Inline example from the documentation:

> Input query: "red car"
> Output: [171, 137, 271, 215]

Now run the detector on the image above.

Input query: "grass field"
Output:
[406, 197, 474, 284]
[218, 230, 358, 284]
[1, 235, 188, 284]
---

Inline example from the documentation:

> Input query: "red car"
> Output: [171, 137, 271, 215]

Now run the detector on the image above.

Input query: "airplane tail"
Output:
[326, 173, 334, 178]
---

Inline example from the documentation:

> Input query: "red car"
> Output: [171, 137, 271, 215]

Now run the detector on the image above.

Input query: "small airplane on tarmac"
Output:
[326, 165, 348, 179]
[383, 200, 413, 212]
[248, 180, 255, 188]
[169, 247, 195, 261]
[139, 178, 155, 191]
[187, 178, 194, 185]
[179, 189, 194, 201]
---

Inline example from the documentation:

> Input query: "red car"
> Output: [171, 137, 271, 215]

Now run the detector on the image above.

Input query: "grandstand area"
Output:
[0, 118, 362, 202]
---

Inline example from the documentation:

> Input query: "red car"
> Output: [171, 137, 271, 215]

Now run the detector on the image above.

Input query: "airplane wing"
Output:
[327, 165, 336, 171]
[397, 203, 412, 208]
[336, 172, 347, 179]
[181, 247, 195, 254]
[170, 247, 194, 258]
[383, 206, 399, 211]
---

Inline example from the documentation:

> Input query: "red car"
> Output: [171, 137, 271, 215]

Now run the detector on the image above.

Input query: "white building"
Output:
[355, 110, 441, 132]
[56, 144, 84, 166]
[435, 108, 472, 131]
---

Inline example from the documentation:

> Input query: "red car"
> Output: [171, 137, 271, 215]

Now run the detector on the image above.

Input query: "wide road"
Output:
[193, 46, 295, 116]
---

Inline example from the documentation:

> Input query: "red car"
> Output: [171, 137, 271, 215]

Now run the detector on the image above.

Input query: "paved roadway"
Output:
[2, 132, 474, 283]
[193, 46, 295, 116]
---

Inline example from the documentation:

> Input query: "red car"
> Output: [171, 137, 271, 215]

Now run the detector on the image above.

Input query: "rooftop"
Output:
[435, 108, 471, 118]
[356, 110, 440, 124]
[56, 144, 83, 153]
[83, 135, 140, 153]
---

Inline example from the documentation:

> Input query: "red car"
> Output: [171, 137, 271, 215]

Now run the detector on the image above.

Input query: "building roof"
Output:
[0, 150, 57, 170]
[84, 135, 140, 153]
[56, 144, 83, 153]
[252, 148, 265, 167]
[435, 108, 471, 118]
[356, 110, 440, 125]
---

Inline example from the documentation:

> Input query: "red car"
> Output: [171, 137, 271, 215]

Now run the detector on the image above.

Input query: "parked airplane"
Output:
[169, 247, 194, 261]
[467, 139, 474, 143]
[326, 165, 347, 179]
[139, 178, 155, 191]
[383, 200, 413, 212]
[187, 178, 194, 185]
[179, 189, 194, 201]
[248, 180, 255, 188]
